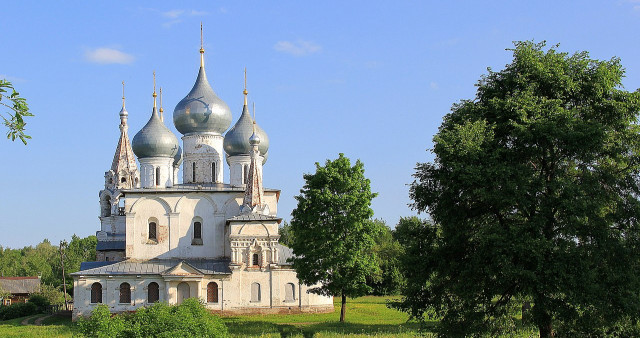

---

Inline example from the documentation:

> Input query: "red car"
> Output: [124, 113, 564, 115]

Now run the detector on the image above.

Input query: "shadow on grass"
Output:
[224, 318, 431, 337]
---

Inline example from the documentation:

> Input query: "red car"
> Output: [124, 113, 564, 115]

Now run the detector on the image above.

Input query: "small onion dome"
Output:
[173, 145, 183, 167]
[223, 104, 269, 163]
[173, 66, 232, 135]
[119, 106, 128, 117]
[132, 107, 180, 159]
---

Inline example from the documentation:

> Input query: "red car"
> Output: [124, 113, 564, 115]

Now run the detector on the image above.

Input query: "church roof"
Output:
[226, 213, 282, 224]
[96, 241, 125, 251]
[72, 259, 232, 276]
[111, 109, 137, 173]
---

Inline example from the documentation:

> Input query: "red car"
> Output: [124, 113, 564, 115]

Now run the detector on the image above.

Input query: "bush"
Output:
[28, 294, 50, 312]
[0, 301, 38, 320]
[75, 298, 228, 337]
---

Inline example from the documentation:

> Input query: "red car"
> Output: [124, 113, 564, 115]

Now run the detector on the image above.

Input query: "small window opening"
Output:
[192, 162, 196, 183]
[148, 282, 159, 303]
[91, 282, 102, 304]
[194, 222, 202, 239]
[149, 222, 157, 240]
[119, 283, 131, 304]
[155, 167, 161, 186]
[121, 177, 127, 183]
[212, 162, 217, 183]
[252, 253, 259, 266]
[207, 282, 219, 303]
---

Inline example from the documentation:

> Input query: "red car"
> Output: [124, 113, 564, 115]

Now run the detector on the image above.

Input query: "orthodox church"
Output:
[71, 31, 333, 319]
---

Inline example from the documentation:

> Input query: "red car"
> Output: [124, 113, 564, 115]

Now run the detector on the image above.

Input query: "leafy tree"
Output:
[0, 79, 33, 144]
[278, 221, 295, 247]
[401, 41, 640, 337]
[290, 153, 379, 322]
[366, 219, 405, 295]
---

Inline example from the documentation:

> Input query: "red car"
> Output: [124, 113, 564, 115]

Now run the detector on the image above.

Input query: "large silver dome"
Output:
[173, 66, 232, 135]
[223, 104, 269, 163]
[132, 107, 180, 159]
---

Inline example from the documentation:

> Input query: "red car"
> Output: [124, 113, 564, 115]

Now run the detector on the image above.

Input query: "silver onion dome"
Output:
[173, 66, 232, 135]
[132, 107, 180, 159]
[223, 104, 269, 163]
[173, 145, 183, 167]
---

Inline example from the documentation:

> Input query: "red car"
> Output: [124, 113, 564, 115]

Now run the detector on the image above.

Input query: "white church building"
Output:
[71, 33, 333, 319]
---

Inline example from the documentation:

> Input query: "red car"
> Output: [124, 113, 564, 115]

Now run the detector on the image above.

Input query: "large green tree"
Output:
[290, 153, 379, 322]
[399, 42, 640, 336]
[0, 79, 33, 144]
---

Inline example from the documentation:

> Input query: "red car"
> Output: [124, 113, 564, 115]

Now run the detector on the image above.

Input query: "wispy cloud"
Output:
[84, 47, 134, 65]
[430, 82, 439, 90]
[274, 40, 322, 56]
[159, 9, 208, 27]
[162, 9, 184, 18]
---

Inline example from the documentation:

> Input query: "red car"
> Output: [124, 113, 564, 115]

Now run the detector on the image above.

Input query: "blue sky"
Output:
[2, 1, 640, 248]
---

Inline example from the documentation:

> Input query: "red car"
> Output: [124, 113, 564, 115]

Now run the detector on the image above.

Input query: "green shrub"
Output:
[75, 298, 228, 338]
[28, 294, 50, 313]
[0, 301, 38, 320]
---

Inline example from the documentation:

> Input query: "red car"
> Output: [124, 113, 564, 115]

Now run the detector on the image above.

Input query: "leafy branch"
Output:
[0, 79, 33, 144]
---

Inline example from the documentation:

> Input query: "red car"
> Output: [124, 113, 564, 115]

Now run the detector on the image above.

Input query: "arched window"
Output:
[148, 282, 159, 303]
[194, 222, 202, 239]
[121, 177, 127, 183]
[252, 253, 259, 266]
[211, 162, 217, 183]
[251, 282, 261, 302]
[285, 283, 295, 302]
[149, 221, 157, 240]
[91, 282, 102, 304]
[102, 196, 111, 217]
[192, 162, 196, 183]
[119, 282, 131, 304]
[155, 167, 161, 186]
[207, 282, 218, 303]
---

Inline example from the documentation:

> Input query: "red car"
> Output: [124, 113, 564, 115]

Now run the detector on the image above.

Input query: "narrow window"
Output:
[119, 283, 131, 304]
[148, 282, 159, 303]
[192, 162, 196, 183]
[121, 177, 127, 183]
[251, 282, 261, 302]
[207, 282, 218, 303]
[252, 253, 259, 266]
[155, 167, 161, 186]
[244, 164, 249, 184]
[149, 222, 157, 240]
[103, 196, 111, 217]
[194, 222, 202, 239]
[105, 257, 109, 262]
[211, 162, 217, 183]
[91, 282, 102, 304]
[285, 283, 295, 302]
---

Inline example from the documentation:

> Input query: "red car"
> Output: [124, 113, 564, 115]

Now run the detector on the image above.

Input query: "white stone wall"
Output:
[124, 191, 279, 260]
[72, 269, 333, 319]
[227, 155, 251, 187]
[182, 134, 224, 184]
[139, 157, 174, 188]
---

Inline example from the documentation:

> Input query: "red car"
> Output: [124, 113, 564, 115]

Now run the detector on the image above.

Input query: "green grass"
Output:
[222, 296, 425, 337]
[0, 296, 421, 337]
[0, 314, 74, 337]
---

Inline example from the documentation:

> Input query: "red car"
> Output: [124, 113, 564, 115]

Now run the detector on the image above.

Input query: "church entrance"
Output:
[177, 282, 190, 304]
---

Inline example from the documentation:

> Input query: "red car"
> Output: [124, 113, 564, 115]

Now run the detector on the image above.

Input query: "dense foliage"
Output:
[75, 298, 229, 338]
[0, 235, 96, 298]
[290, 153, 379, 321]
[401, 41, 640, 337]
[0, 79, 33, 144]
[366, 219, 404, 296]
[0, 294, 50, 320]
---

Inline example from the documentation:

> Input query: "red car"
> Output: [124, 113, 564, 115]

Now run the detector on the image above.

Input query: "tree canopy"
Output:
[0, 79, 33, 144]
[289, 153, 379, 322]
[400, 41, 640, 337]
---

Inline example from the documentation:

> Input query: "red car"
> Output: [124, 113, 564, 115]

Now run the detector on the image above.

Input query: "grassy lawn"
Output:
[223, 296, 425, 337]
[0, 296, 422, 337]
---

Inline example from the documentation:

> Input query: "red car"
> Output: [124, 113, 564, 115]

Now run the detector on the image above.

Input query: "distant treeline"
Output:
[0, 235, 97, 296]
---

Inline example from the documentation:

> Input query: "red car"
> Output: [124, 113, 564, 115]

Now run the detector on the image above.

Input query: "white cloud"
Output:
[163, 9, 184, 18]
[190, 10, 208, 16]
[274, 40, 322, 56]
[84, 48, 134, 65]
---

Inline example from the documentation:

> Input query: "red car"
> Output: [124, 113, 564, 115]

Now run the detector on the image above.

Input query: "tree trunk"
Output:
[340, 292, 346, 322]
[539, 321, 553, 338]
[533, 302, 553, 338]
